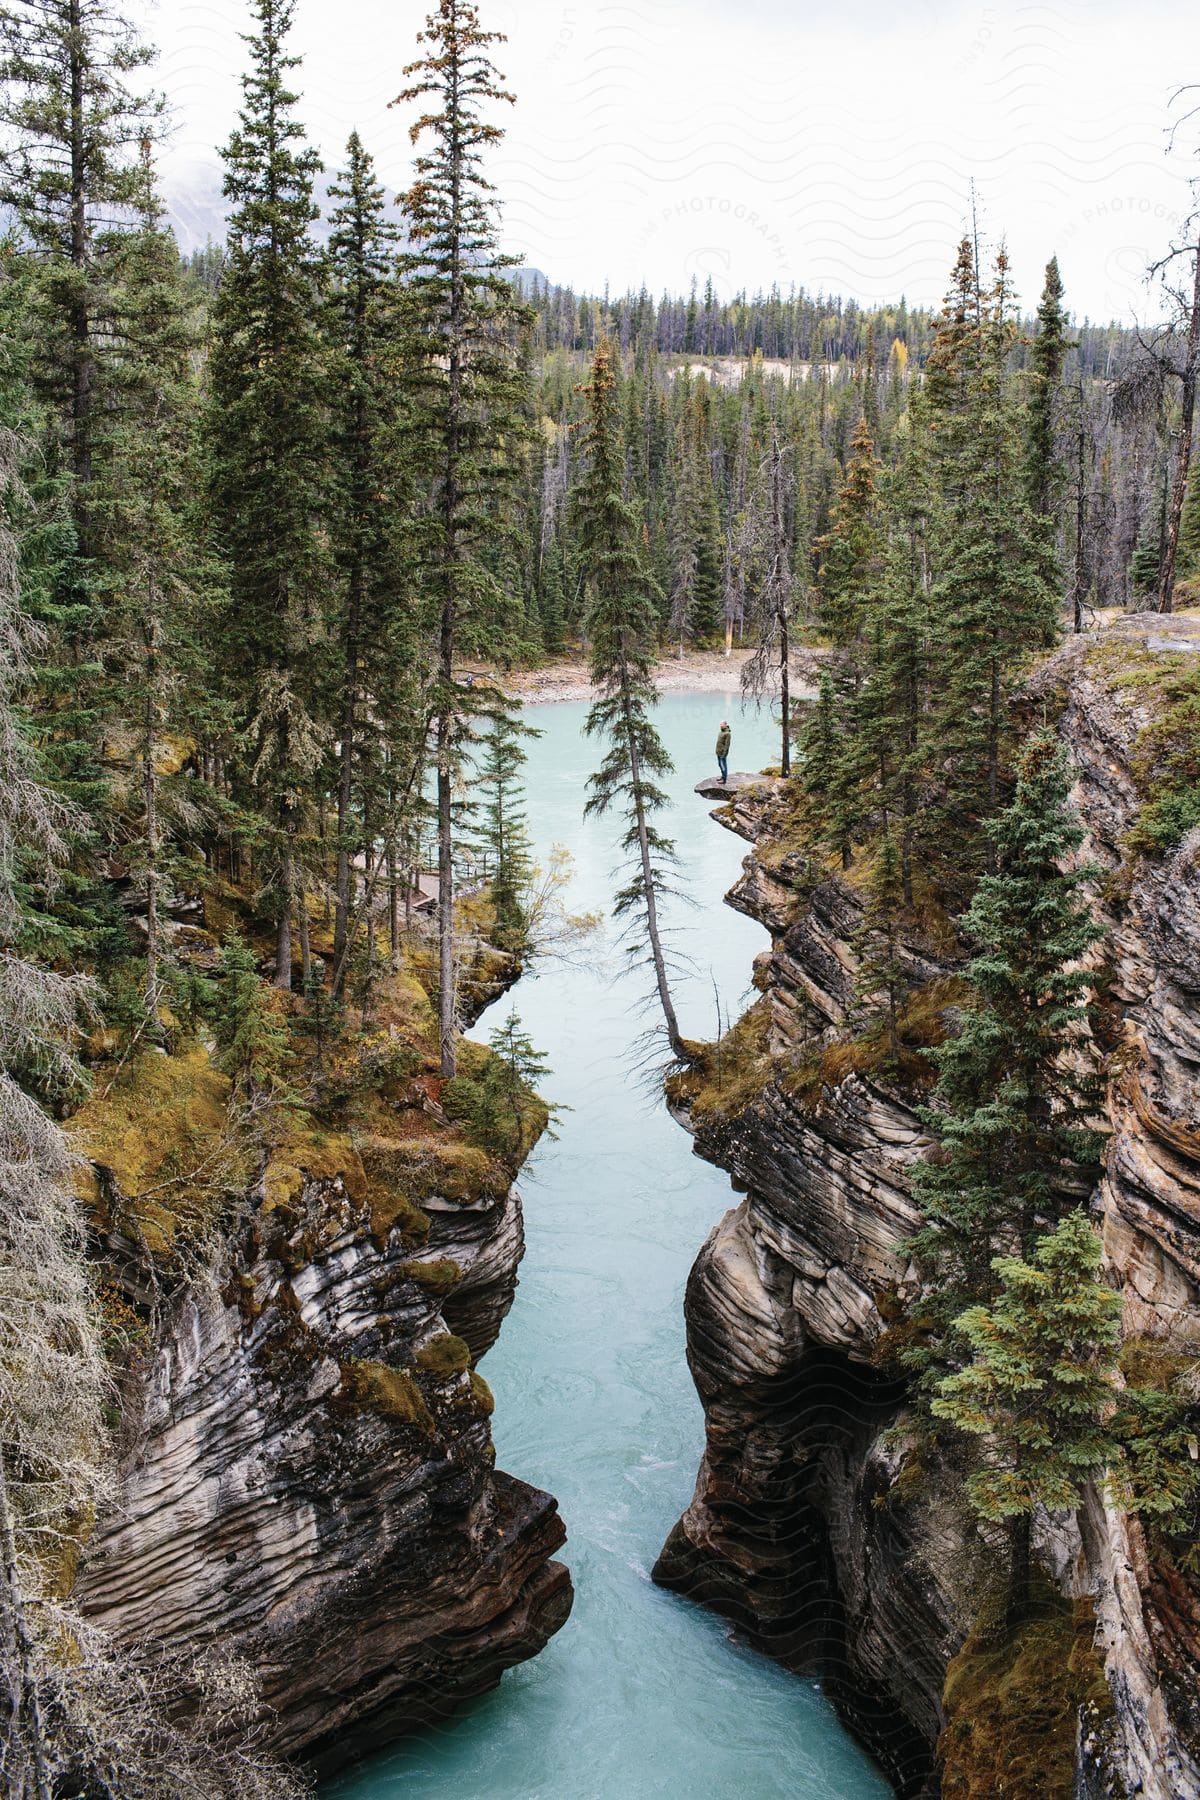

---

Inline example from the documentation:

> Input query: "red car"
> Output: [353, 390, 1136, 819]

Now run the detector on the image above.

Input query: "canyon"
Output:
[656, 614, 1200, 1798]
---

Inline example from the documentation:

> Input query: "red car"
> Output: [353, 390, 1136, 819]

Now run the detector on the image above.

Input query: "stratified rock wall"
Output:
[80, 1152, 571, 1775]
[658, 617, 1200, 1799]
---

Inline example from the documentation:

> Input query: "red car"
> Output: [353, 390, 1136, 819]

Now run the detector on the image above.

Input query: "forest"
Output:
[2, 0, 1200, 1796]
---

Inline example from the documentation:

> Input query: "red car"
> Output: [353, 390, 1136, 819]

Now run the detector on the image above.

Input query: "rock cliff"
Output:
[74, 966, 572, 1778]
[656, 614, 1200, 1798]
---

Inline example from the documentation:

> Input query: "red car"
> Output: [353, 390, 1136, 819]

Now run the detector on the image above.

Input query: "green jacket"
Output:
[716, 726, 731, 759]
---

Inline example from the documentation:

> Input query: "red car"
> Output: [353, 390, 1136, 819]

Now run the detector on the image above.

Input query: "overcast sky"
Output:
[136, 0, 1199, 320]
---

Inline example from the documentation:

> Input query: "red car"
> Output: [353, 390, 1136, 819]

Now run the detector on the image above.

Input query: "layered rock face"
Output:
[657, 615, 1200, 1798]
[79, 1132, 571, 1775]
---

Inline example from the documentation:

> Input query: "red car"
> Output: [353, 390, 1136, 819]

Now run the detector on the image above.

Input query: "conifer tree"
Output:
[854, 828, 906, 1062]
[393, 0, 529, 1076]
[926, 246, 1057, 871]
[0, 0, 164, 546]
[909, 731, 1105, 1350]
[1026, 255, 1071, 519]
[933, 1212, 1121, 1625]
[473, 706, 536, 949]
[100, 153, 206, 1019]
[325, 129, 408, 981]
[741, 425, 797, 774]
[0, 0, 165, 804]
[1178, 467, 1200, 578]
[857, 400, 936, 901]
[207, 0, 328, 992]
[577, 339, 685, 1059]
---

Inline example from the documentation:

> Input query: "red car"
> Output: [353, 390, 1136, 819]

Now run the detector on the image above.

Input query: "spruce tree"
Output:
[1026, 255, 1070, 519]
[1178, 467, 1200, 579]
[926, 246, 1058, 872]
[393, 0, 529, 1077]
[102, 168, 206, 1019]
[472, 705, 537, 949]
[933, 1212, 1121, 1625]
[0, 0, 165, 808]
[0, 0, 164, 545]
[577, 338, 685, 1060]
[857, 399, 936, 902]
[207, 0, 328, 992]
[909, 731, 1105, 1352]
[741, 424, 798, 774]
[325, 129, 408, 982]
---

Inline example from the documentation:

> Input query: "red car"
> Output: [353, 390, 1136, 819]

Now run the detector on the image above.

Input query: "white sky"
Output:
[136, 0, 1200, 320]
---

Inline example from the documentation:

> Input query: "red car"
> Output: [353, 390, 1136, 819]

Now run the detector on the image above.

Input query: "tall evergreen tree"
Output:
[933, 1211, 1122, 1626]
[1026, 255, 1070, 519]
[472, 705, 536, 949]
[926, 246, 1057, 872]
[393, 0, 529, 1077]
[0, 0, 166, 803]
[0, 0, 164, 545]
[909, 731, 1105, 1355]
[207, 0, 328, 992]
[101, 162, 205, 1017]
[324, 129, 410, 984]
[857, 400, 936, 901]
[577, 339, 685, 1060]
[741, 424, 798, 774]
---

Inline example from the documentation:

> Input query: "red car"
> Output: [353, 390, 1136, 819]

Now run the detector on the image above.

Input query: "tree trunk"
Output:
[1006, 1510, 1033, 1631]
[67, 0, 92, 538]
[0, 1462, 52, 1800]
[1158, 240, 1200, 614]
[437, 701, 456, 1077]
[779, 609, 791, 776]
[275, 851, 293, 991]
[333, 541, 364, 971]
[621, 679, 685, 1060]
[142, 626, 160, 1017]
[1073, 380, 1088, 632]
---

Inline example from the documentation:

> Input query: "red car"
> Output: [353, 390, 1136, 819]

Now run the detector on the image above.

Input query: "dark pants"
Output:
[717, 755, 728, 782]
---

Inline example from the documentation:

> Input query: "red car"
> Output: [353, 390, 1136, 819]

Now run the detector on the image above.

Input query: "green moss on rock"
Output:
[416, 1333, 472, 1378]
[339, 1359, 436, 1433]
[397, 1256, 463, 1296]
[939, 1591, 1112, 1800]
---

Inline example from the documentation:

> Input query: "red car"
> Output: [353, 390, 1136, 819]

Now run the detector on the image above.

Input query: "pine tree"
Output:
[101, 156, 206, 1019]
[0, 0, 164, 547]
[324, 129, 409, 984]
[854, 828, 906, 1063]
[577, 338, 685, 1060]
[815, 412, 883, 653]
[1026, 256, 1071, 519]
[741, 424, 798, 774]
[909, 731, 1105, 1351]
[933, 1211, 1121, 1625]
[927, 247, 1058, 871]
[393, 0, 529, 1077]
[472, 705, 537, 949]
[857, 399, 937, 901]
[0, 0, 166, 809]
[1178, 467, 1200, 579]
[207, 0, 328, 993]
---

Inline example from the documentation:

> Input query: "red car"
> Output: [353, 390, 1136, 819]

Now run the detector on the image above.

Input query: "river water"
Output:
[326, 693, 892, 1800]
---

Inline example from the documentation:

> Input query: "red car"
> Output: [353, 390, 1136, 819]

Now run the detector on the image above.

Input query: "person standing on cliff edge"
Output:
[716, 719, 731, 784]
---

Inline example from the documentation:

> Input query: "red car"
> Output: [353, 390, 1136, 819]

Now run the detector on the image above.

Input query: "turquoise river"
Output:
[326, 692, 893, 1800]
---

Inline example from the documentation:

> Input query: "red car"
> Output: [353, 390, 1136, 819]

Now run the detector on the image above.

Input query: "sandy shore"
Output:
[496, 647, 825, 707]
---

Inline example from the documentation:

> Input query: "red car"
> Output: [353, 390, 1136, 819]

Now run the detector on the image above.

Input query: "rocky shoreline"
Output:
[656, 615, 1200, 1798]
[75, 960, 573, 1778]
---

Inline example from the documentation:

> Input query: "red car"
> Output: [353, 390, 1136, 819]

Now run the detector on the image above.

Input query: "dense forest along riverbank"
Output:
[326, 695, 891, 1800]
